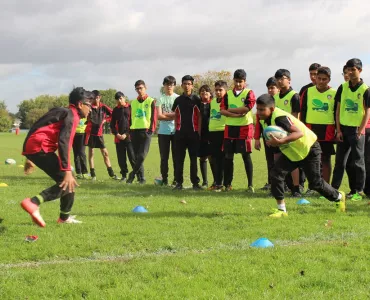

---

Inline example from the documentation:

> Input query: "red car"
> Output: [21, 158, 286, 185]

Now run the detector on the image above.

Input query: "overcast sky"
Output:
[1, 0, 369, 113]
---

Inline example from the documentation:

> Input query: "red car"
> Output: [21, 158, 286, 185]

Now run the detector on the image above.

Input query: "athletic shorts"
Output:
[208, 131, 224, 156]
[85, 135, 105, 149]
[318, 141, 335, 156]
[223, 138, 252, 154]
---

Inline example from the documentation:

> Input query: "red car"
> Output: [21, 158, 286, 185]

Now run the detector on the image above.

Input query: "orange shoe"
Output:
[21, 198, 46, 227]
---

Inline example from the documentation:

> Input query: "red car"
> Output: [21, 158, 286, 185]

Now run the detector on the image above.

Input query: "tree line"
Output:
[1, 70, 234, 130]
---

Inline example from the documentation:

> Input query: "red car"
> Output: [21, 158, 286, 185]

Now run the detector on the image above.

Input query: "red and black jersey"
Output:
[85, 102, 112, 136]
[110, 103, 131, 143]
[22, 105, 80, 171]
[172, 94, 201, 137]
[221, 89, 256, 139]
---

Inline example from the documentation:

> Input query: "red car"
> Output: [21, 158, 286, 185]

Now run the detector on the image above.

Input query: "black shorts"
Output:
[208, 131, 224, 156]
[85, 135, 105, 149]
[198, 139, 211, 157]
[223, 138, 252, 154]
[319, 141, 335, 156]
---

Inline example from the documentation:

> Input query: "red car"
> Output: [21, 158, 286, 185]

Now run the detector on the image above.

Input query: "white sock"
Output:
[277, 204, 286, 212]
[337, 193, 342, 201]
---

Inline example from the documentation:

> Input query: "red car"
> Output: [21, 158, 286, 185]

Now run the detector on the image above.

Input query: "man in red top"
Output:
[21, 87, 93, 227]
[172, 75, 202, 190]
[85, 90, 118, 180]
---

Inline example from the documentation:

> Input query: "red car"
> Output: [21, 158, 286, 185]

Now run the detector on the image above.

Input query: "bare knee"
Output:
[101, 148, 109, 157]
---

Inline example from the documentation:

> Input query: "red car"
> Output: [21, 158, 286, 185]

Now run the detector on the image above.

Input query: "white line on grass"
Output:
[1, 232, 364, 269]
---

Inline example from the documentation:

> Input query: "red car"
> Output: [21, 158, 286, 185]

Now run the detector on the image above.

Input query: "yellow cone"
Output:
[0, 183, 8, 187]
[18, 165, 24, 168]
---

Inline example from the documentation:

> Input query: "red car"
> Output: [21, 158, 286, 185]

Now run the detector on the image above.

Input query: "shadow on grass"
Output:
[76, 183, 273, 199]
[78, 210, 244, 219]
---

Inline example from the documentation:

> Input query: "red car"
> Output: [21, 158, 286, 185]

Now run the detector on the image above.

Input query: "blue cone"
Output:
[250, 238, 274, 248]
[297, 199, 310, 205]
[132, 206, 148, 213]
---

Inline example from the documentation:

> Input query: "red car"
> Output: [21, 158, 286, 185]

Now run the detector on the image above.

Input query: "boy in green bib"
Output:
[332, 58, 370, 200]
[126, 80, 156, 184]
[208, 80, 227, 191]
[300, 66, 336, 183]
[220, 69, 255, 192]
[256, 94, 345, 218]
[274, 69, 303, 197]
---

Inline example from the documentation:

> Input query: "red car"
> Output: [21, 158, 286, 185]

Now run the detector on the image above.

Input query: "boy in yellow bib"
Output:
[332, 58, 370, 200]
[127, 80, 156, 184]
[300, 66, 336, 183]
[274, 69, 303, 197]
[256, 94, 345, 218]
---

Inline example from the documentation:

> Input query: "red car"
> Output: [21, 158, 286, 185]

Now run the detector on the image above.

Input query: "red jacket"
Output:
[22, 105, 80, 171]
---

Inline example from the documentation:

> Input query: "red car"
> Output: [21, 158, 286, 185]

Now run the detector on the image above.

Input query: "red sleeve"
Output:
[58, 108, 79, 171]
[254, 114, 262, 139]
[220, 94, 228, 110]
[244, 90, 256, 111]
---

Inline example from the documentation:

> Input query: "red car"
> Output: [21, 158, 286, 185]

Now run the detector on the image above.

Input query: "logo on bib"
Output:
[312, 99, 328, 112]
[241, 98, 246, 103]
[327, 95, 332, 100]
[211, 109, 221, 120]
[135, 109, 146, 118]
[344, 99, 358, 113]
[284, 100, 288, 106]
[358, 93, 362, 100]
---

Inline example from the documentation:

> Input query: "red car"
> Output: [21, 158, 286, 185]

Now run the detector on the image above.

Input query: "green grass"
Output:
[0, 133, 369, 299]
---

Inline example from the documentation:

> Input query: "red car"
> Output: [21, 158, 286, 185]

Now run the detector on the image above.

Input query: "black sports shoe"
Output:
[172, 184, 183, 190]
[260, 183, 271, 191]
[126, 172, 135, 184]
[291, 192, 302, 198]
[201, 181, 208, 188]
[171, 180, 177, 187]
[192, 184, 203, 190]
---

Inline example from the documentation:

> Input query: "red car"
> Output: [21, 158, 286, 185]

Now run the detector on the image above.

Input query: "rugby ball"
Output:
[5, 158, 16, 165]
[263, 126, 287, 140]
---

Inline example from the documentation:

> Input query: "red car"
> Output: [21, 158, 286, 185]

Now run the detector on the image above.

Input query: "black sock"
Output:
[242, 153, 253, 187]
[59, 212, 69, 221]
[31, 196, 40, 205]
[90, 168, 96, 177]
[107, 167, 115, 177]
[293, 185, 300, 193]
[200, 159, 207, 184]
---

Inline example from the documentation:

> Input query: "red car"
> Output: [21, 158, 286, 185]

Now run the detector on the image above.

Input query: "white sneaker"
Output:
[57, 216, 82, 224]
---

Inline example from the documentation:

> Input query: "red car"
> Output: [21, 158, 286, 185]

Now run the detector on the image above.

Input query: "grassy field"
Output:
[0, 133, 369, 299]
